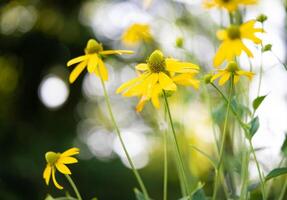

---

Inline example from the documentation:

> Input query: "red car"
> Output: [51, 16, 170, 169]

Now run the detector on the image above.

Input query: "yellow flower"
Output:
[43, 148, 79, 190]
[203, 0, 257, 12]
[67, 39, 133, 83]
[211, 61, 254, 85]
[214, 20, 264, 67]
[121, 23, 152, 47]
[116, 50, 200, 112]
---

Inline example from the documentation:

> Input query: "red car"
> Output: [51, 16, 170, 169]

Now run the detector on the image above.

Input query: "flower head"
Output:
[203, 0, 257, 12]
[214, 20, 264, 67]
[43, 148, 79, 190]
[211, 61, 254, 85]
[122, 23, 152, 47]
[116, 50, 200, 112]
[67, 39, 133, 83]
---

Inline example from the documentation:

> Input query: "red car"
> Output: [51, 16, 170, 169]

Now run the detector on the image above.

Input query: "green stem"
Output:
[212, 76, 233, 200]
[163, 91, 191, 199]
[99, 76, 150, 200]
[248, 140, 266, 200]
[239, 150, 250, 200]
[279, 177, 287, 200]
[65, 175, 82, 200]
[163, 121, 168, 200]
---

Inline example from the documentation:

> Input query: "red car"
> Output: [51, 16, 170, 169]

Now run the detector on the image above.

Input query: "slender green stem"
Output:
[239, 150, 250, 200]
[248, 140, 266, 200]
[212, 77, 233, 200]
[163, 91, 191, 199]
[99, 75, 150, 200]
[65, 174, 82, 200]
[163, 121, 168, 200]
[279, 177, 287, 200]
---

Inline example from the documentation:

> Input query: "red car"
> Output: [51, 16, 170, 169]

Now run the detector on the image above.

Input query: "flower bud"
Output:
[256, 14, 268, 23]
[85, 39, 103, 54]
[45, 151, 60, 165]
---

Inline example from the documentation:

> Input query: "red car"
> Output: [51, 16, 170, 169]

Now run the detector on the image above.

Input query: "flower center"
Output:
[148, 50, 166, 73]
[222, 0, 231, 3]
[45, 151, 60, 165]
[85, 39, 103, 54]
[226, 61, 239, 72]
[227, 25, 241, 40]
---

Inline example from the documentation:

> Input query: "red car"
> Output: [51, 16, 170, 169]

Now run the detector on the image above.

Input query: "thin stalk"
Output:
[163, 123, 168, 200]
[65, 175, 82, 200]
[248, 140, 266, 200]
[279, 178, 287, 200]
[99, 75, 150, 200]
[163, 91, 191, 199]
[212, 76, 233, 200]
[239, 150, 250, 200]
[257, 23, 264, 97]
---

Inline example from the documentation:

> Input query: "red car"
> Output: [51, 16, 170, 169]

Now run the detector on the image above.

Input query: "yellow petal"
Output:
[59, 156, 78, 164]
[172, 74, 200, 89]
[116, 74, 147, 94]
[158, 72, 177, 91]
[52, 167, 63, 190]
[43, 165, 51, 185]
[135, 63, 148, 71]
[143, 73, 159, 97]
[216, 30, 228, 40]
[218, 72, 231, 85]
[234, 75, 240, 84]
[98, 58, 109, 81]
[69, 61, 87, 83]
[166, 58, 199, 73]
[61, 148, 80, 157]
[136, 96, 148, 112]
[237, 70, 254, 80]
[151, 83, 162, 109]
[87, 54, 98, 73]
[214, 42, 228, 67]
[67, 55, 87, 67]
[210, 70, 225, 82]
[100, 50, 134, 55]
[55, 162, 71, 175]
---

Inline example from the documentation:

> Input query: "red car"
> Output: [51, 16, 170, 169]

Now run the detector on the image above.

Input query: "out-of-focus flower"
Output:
[67, 39, 133, 83]
[116, 50, 200, 112]
[211, 61, 254, 85]
[214, 20, 264, 67]
[203, 0, 257, 12]
[43, 148, 79, 190]
[121, 23, 152, 47]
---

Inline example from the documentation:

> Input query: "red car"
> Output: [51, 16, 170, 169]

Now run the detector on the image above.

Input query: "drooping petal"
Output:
[116, 76, 143, 94]
[61, 148, 80, 157]
[67, 55, 87, 67]
[166, 58, 199, 73]
[218, 72, 231, 85]
[100, 50, 134, 55]
[172, 74, 200, 89]
[158, 72, 177, 91]
[87, 54, 99, 73]
[237, 70, 254, 80]
[55, 162, 72, 175]
[51, 167, 63, 190]
[211, 70, 225, 82]
[214, 42, 229, 67]
[142, 73, 159, 97]
[69, 61, 87, 83]
[151, 83, 162, 109]
[136, 96, 148, 112]
[43, 165, 52, 185]
[98, 58, 109, 81]
[59, 156, 78, 164]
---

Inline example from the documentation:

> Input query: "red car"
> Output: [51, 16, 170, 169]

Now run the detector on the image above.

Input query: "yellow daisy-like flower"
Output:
[211, 61, 254, 85]
[203, 0, 257, 12]
[214, 20, 264, 67]
[43, 148, 79, 190]
[121, 23, 152, 47]
[116, 50, 200, 112]
[67, 39, 133, 83]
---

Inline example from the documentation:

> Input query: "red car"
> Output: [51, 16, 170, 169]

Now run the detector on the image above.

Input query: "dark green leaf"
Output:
[247, 117, 260, 139]
[265, 168, 287, 181]
[252, 95, 267, 111]
[45, 195, 55, 200]
[262, 44, 272, 52]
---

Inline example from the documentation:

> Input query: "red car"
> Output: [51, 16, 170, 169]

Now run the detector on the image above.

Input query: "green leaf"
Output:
[247, 117, 260, 139]
[281, 134, 287, 156]
[262, 44, 272, 52]
[178, 183, 207, 200]
[252, 95, 267, 111]
[265, 168, 287, 181]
